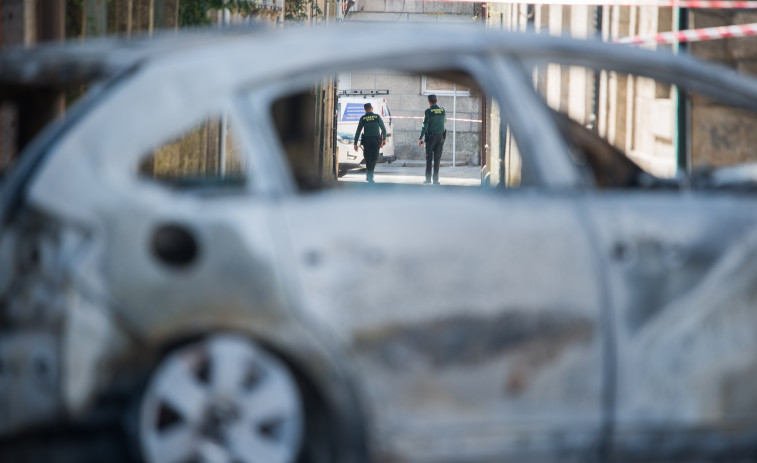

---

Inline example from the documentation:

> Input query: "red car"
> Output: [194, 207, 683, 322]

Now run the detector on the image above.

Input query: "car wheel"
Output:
[137, 334, 304, 463]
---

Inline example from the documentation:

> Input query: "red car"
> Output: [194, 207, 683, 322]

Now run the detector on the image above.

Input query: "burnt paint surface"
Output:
[354, 311, 593, 371]
[10, 24, 757, 463]
[282, 190, 605, 461]
[589, 193, 757, 460]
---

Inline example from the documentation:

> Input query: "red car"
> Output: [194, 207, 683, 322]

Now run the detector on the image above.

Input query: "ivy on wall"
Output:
[284, 0, 321, 20]
[180, 0, 259, 26]
[65, 0, 323, 32]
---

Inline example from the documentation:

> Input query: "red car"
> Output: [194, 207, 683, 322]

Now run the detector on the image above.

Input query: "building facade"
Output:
[489, 4, 679, 181]
[488, 3, 757, 182]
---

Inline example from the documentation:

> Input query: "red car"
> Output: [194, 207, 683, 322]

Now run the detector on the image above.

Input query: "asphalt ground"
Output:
[340, 164, 482, 187]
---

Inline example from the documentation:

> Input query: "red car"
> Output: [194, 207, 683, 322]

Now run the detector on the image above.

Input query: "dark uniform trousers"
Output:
[425, 132, 445, 182]
[363, 136, 381, 181]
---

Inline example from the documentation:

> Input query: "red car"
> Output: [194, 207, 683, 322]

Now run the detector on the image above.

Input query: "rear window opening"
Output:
[270, 68, 488, 192]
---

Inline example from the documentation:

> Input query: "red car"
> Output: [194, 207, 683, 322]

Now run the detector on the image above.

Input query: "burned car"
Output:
[4, 23, 757, 463]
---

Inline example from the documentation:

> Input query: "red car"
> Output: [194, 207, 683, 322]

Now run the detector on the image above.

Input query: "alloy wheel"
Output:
[138, 335, 303, 463]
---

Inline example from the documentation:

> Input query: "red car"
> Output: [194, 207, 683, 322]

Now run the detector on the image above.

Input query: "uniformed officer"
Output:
[353, 103, 387, 183]
[418, 94, 447, 185]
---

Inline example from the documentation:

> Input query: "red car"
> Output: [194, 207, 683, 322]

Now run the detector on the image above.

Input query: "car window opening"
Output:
[269, 68, 524, 192]
[138, 115, 247, 191]
[531, 63, 757, 191]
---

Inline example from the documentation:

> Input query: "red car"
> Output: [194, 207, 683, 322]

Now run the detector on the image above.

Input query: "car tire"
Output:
[135, 334, 305, 463]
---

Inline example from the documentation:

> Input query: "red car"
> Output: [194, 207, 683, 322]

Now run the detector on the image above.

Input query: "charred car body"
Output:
[2, 23, 757, 463]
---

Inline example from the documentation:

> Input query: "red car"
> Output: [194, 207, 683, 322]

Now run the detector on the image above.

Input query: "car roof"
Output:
[4, 22, 757, 108]
[0, 23, 748, 93]
[4, 22, 757, 225]
[0, 25, 268, 88]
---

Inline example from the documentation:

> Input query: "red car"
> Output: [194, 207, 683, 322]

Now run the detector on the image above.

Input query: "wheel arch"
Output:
[121, 323, 370, 463]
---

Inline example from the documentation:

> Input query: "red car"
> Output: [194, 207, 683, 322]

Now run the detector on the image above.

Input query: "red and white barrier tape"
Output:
[389, 115, 483, 123]
[616, 22, 757, 44]
[417, 0, 757, 7]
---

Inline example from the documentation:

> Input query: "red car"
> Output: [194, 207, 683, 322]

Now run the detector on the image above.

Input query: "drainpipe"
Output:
[333, 82, 338, 178]
[591, 6, 603, 133]
[675, 7, 691, 174]
[219, 7, 230, 177]
[480, 5, 488, 169]
[452, 83, 457, 167]
[527, 3, 534, 30]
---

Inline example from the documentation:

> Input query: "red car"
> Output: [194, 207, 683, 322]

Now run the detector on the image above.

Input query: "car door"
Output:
[247, 53, 610, 462]
[519, 47, 757, 461]
[28, 109, 290, 336]
[586, 192, 757, 461]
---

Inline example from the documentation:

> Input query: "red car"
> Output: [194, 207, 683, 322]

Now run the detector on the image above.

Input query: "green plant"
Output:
[285, 0, 322, 20]
[180, 0, 260, 26]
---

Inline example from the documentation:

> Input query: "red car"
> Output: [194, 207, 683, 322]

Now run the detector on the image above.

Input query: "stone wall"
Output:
[489, 4, 678, 179]
[481, 4, 757, 178]
[349, 0, 478, 23]
[690, 11, 757, 168]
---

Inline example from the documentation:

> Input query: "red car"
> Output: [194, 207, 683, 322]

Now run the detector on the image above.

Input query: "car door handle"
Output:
[611, 240, 686, 268]
[611, 241, 636, 263]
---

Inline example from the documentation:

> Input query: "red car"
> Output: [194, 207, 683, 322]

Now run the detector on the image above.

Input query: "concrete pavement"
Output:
[340, 163, 482, 187]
